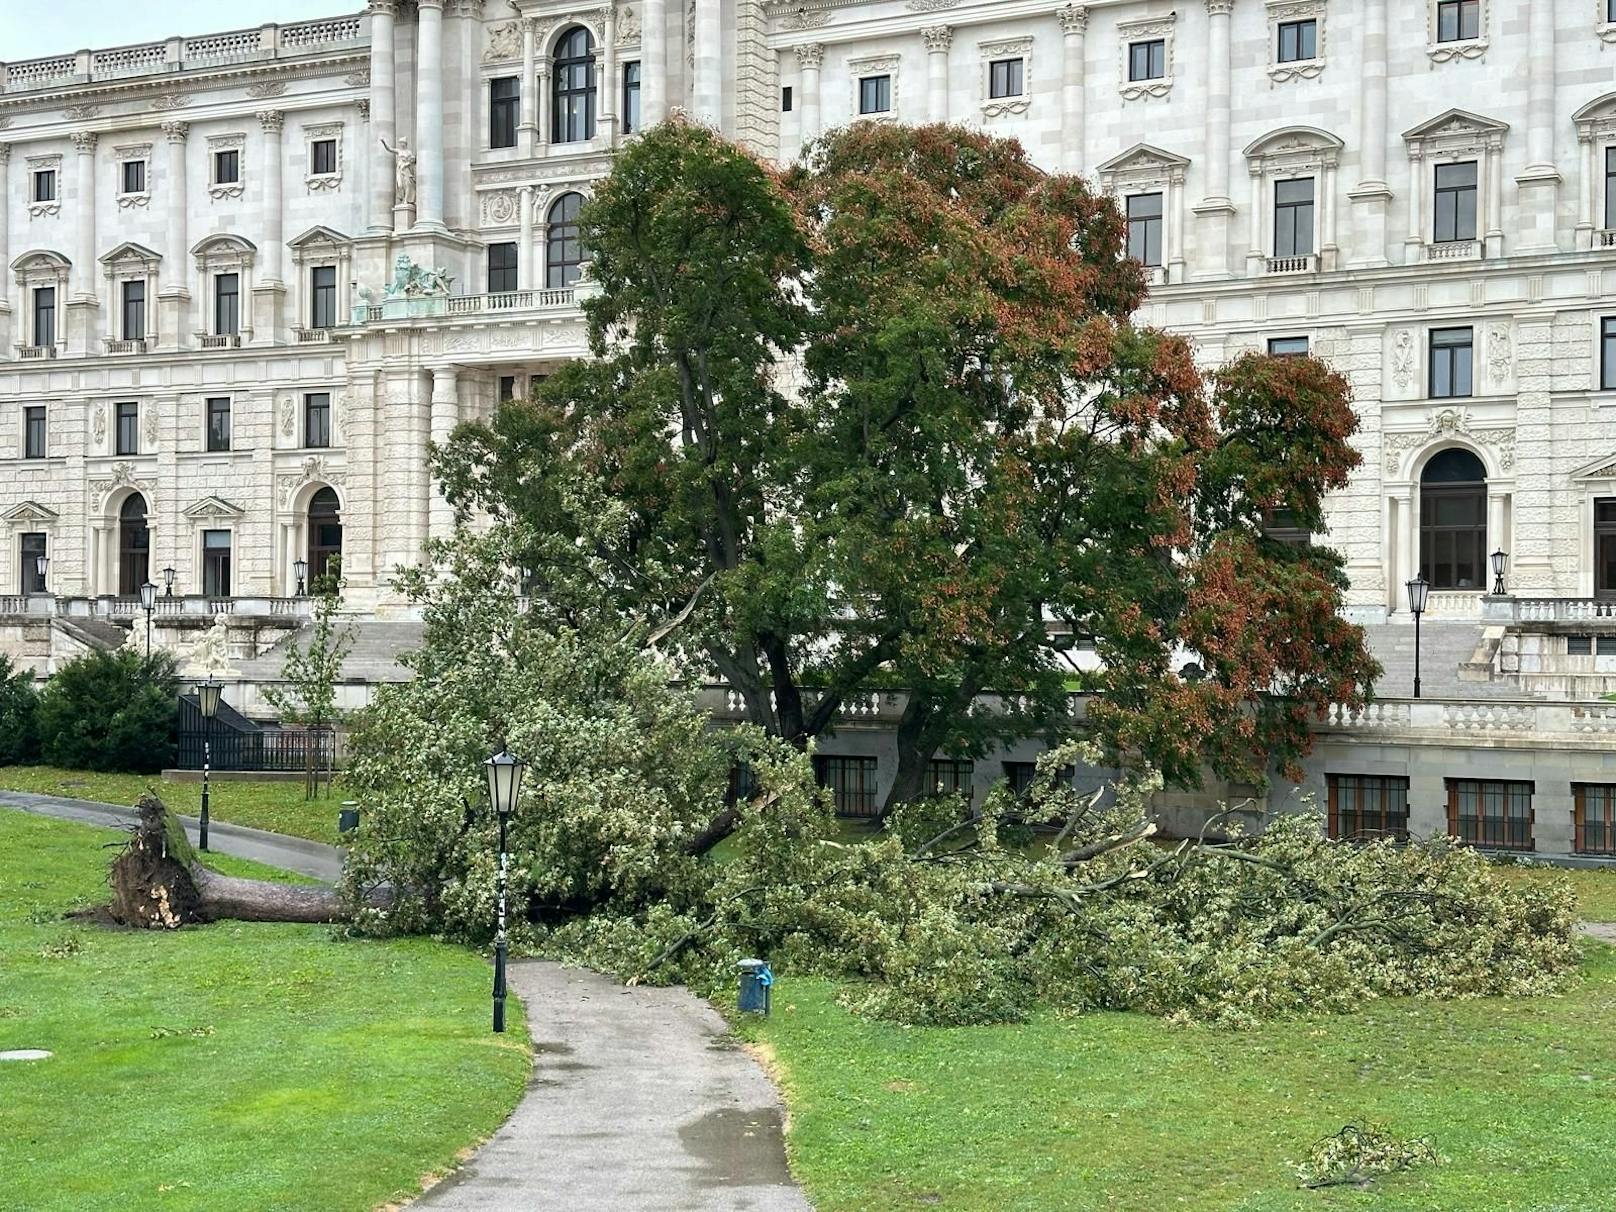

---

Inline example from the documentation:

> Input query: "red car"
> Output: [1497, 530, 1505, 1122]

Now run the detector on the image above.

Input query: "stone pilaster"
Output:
[922, 27, 951, 124]
[254, 110, 287, 344]
[159, 123, 191, 346]
[1191, 0, 1235, 279]
[798, 44, 823, 147]
[1058, 5, 1088, 173]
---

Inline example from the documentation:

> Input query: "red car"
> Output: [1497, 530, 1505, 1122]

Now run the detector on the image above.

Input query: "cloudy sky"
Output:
[1, 0, 360, 61]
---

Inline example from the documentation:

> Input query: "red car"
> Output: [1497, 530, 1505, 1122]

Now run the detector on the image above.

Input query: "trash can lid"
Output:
[737, 957, 768, 971]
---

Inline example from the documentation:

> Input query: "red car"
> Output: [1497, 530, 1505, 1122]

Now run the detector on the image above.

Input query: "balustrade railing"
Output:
[1427, 239, 1481, 262]
[198, 334, 242, 350]
[1265, 254, 1316, 275]
[1515, 597, 1616, 623]
[103, 338, 147, 355]
[18, 345, 58, 360]
[292, 327, 332, 344]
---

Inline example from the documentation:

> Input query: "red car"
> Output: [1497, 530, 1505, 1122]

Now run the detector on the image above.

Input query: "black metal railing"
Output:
[1453, 814, 1533, 851]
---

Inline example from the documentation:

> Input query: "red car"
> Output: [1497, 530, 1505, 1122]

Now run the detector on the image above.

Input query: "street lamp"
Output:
[197, 678, 222, 852]
[34, 554, 48, 593]
[162, 565, 176, 597]
[1405, 574, 1430, 699]
[484, 746, 525, 1034]
[1491, 548, 1510, 596]
[293, 558, 308, 597]
[139, 580, 157, 654]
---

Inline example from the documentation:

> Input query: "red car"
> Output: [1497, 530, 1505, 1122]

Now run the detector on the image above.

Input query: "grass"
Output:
[0, 766, 346, 845]
[1500, 862, 1616, 922]
[0, 807, 529, 1212]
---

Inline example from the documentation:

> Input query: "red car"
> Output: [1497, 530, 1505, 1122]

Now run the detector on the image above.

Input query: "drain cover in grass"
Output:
[0, 1050, 51, 1061]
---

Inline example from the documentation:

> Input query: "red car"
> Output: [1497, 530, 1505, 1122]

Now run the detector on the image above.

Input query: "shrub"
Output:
[0, 654, 41, 766]
[37, 649, 178, 774]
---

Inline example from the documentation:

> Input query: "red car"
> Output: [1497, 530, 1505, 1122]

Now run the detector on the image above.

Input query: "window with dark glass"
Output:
[23, 406, 46, 459]
[498, 375, 517, 403]
[120, 159, 145, 194]
[33, 169, 54, 202]
[552, 27, 597, 143]
[1002, 761, 1075, 798]
[546, 192, 585, 289]
[121, 280, 145, 341]
[989, 58, 1024, 99]
[1268, 336, 1309, 357]
[20, 532, 46, 595]
[1446, 778, 1532, 851]
[214, 273, 240, 336]
[1602, 318, 1616, 391]
[622, 61, 642, 134]
[1433, 160, 1477, 242]
[488, 241, 519, 293]
[32, 287, 55, 347]
[214, 149, 239, 184]
[926, 759, 974, 802]
[1128, 39, 1165, 82]
[1273, 177, 1315, 257]
[116, 402, 139, 456]
[1419, 448, 1486, 589]
[781, 85, 793, 112]
[489, 76, 520, 148]
[304, 392, 332, 449]
[1574, 784, 1616, 856]
[206, 397, 231, 452]
[813, 755, 879, 818]
[1428, 326, 1473, 398]
[1277, 18, 1317, 62]
[1326, 774, 1410, 840]
[1262, 506, 1312, 548]
[1609, 0, 1616, 22]
[202, 529, 232, 597]
[1436, 0, 1480, 42]
[311, 265, 338, 329]
[1596, 499, 1616, 599]
[1568, 634, 1616, 655]
[308, 486, 343, 585]
[1606, 146, 1616, 232]
[311, 138, 337, 176]
[859, 74, 892, 114]
[1126, 192, 1163, 267]
[118, 494, 149, 596]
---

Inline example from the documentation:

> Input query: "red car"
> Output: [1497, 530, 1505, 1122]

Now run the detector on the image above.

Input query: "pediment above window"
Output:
[1096, 143, 1189, 190]
[1571, 452, 1616, 482]
[1, 499, 60, 524]
[1403, 108, 1509, 156]
[1574, 93, 1616, 141]
[11, 248, 70, 287]
[288, 225, 352, 255]
[1244, 125, 1343, 173]
[191, 233, 256, 270]
[99, 242, 163, 276]
[182, 495, 246, 520]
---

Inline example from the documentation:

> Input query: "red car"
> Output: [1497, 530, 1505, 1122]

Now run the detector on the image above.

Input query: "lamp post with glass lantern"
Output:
[1405, 574, 1430, 699]
[294, 558, 308, 597]
[1491, 548, 1509, 596]
[162, 565, 176, 597]
[197, 678, 222, 852]
[139, 580, 157, 655]
[484, 747, 525, 1034]
[34, 554, 48, 594]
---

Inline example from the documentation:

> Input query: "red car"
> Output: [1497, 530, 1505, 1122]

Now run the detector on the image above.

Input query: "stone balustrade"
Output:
[2, 594, 314, 621]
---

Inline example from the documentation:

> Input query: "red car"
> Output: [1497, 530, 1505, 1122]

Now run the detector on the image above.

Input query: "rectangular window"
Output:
[1436, 0, 1480, 42]
[310, 265, 338, 329]
[498, 375, 517, 403]
[1610, 0, 1616, 22]
[32, 287, 55, 347]
[1446, 778, 1533, 851]
[1568, 634, 1594, 656]
[1326, 774, 1410, 841]
[926, 759, 975, 802]
[120, 159, 146, 194]
[214, 149, 239, 185]
[781, 85, 793, 113]
[1597, 498, 1616, 599]
[813, 755, 879, 818]
[1273, 177, 1315, 257]
[304, 392, 332, 449]
[311, 138, 337, 176]
[116, 402, 139, 456]
[1574, 784, 1616, 856]
[1433, 160, 1478, 242]
[489, 76, 519, 148]
[1126, 192, 1163, 268]
[23, 406, 46, 459]
[214, 273, 240, 336]
[20, 532, 46, 595]
[202, 529, 232, 597]
[623, 62, 642, 134]
[206, 397, 232, 453]
[989, 58, 1024, 99]
[1128, 39, 1166, 82]
[1268, 336, 1310, 357]
[33, 169, 55, 202]
[121, 280, 146, 341]
[1606, 146, 1616, 231]
[1262, 506, 1312, 548]
[487, 241, 519, 293]
[1277, 18, 1317, 62]
[858, 75, 892, 115]
[1429, 327, 1474, 398]
[1603, 318, 1616, 392]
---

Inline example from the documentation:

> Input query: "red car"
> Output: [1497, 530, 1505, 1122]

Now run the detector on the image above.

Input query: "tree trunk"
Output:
[108, 794, 353, 928]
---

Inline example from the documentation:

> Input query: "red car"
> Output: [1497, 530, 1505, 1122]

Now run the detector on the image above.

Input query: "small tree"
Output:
[0, 654, 41, 766]
[37, 649, 177, 773]
[264, 569, 355, 798]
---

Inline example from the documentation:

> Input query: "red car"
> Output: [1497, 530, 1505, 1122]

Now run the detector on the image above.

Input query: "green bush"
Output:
[37, 649, 178, 774]
[0, 654, 41, 766]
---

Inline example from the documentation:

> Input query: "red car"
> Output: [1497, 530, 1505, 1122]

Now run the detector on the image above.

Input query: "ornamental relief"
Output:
[1382, 407, 1516, 477]
[150, 93, 192, 112]
[482, 189, 520, 225]
[618, 5, 642, 43]
[1486, 322, 1512, 389]
[484, 20, 521, 62]
[89, 461, 154, 508]
[276, 456, 346, 509]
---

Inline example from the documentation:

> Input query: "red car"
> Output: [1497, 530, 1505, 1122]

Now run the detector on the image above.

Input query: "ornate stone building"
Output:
[6, 0, 1616, 856]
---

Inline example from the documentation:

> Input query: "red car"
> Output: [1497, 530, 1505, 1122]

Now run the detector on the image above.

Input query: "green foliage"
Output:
[264, 573, 355, 799]
[0, 653, 40, 766]
[1294, 1123, 1441, 1190]
[35, 648, 177, 774]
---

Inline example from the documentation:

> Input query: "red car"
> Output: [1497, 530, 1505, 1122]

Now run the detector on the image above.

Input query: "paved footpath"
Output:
[2, 791, 812, 1212]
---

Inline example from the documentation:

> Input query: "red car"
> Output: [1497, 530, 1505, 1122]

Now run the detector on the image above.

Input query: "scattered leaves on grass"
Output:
[149, 1024, 216, 1040]
[1293, 1122, 1440, 1189]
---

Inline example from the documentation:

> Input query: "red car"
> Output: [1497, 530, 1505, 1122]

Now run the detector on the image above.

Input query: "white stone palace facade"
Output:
[9, 0, 1616, 855]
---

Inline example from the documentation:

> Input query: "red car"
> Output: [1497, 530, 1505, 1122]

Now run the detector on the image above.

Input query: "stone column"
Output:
[0, 144, 11, 351]
[67, 131, 99, 356]
[1577, 130, 1599, 250]
[1058, 5, 1088, 173]
[693, 0, 721, 127]
[1404, 146, 1425, 264]
[922, 27, 951, 124]
[798, 44, 824, 147]
[159, 123, 190, 346]
[1515, 0, 1560, 254]
[428, 365, 460, 545]
[1347, 0, 1391, 267]
[367, 0, 397, 234]
[415, 0, 446, 232]
[255, 110, 287, 343]
[643, 0, 668, 125]
[1191, 0, 1235, 279]
[517, 185, 535, 290]
[1245, 164, 1266, 276]
[601, 5, 619, 141]
[1320, 158, 1339, 269]
[537, 64, 552, 153]
[519, 17, 539, 155]
[1484, 133, 1505, 258]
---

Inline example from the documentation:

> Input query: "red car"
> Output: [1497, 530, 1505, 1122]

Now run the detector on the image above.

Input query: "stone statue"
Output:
[192, 613, 233, 675]
[380, 135, 416, 206]
[383, 254, 456, 300]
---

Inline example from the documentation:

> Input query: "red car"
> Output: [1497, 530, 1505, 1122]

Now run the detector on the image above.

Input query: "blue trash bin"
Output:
[737, 958, 773, 1015]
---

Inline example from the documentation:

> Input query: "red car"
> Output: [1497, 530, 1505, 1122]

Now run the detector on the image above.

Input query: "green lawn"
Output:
[0, 766, 345, 844]
[0, 808, 528, 1212]
[1502, 862, 1616, 922]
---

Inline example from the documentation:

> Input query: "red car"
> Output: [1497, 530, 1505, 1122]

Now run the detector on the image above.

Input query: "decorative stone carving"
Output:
[905, 0, 960, 10]
[150, 93, 192, 111]
[384, 253, 455, 299]
[784, 8, 831, 29]
[93, 406, 107, 446]
[1265, 0, 1326, 83]
[796, 43, 825, 70]
[617, 4, 641, 43]
[1382, 407, 1516, 475]
[279, 397, 295, 437]
[1117, 16, 1176, 100]
[346, 69, 371, 87]
[142, 408, 158, 449]
[89, 461, 153, 506]
[381, 135, 416, 206]
[482, 189, 519, 225]
[0, 117, 12, 130]
[190, 614, 235, 675]
[63, 104, 101, 121]
[247, 81, 288, 98]
[161, 121, 190, 143]
[1391, 329, 1415, 391]
[257, 109, 285, 133]
[70, 131, 97, 153]
[921, 26, 953, 53]
[1426, 0, 1489, 62]
[1057, 5, 1089, 35]
[1487, 323, 1512, 387]
[277, 456, 345, 508]
[484, 20, 521, 62]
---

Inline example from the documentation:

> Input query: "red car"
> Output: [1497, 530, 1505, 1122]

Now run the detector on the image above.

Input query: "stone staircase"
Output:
[233, 618, 425, 683]
[1357, 621, 1524, 699]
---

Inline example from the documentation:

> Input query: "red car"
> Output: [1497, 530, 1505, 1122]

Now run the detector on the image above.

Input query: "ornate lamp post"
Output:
[162, 565, 176, 597]
[1491, 548, 1510, 596]
[1405, 574, 1430, 699]
[34, 554, 48, 594]
[197, 678, 222, 852]
[484, 746, 525, 1034]
[293, 558, 309, 598]
[139, 580, 158, 654]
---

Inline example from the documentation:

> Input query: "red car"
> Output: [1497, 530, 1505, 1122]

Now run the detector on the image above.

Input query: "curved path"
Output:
[1, 790, 811, 1212]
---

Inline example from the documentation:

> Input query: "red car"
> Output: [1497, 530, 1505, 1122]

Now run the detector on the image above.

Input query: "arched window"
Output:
[307, 487, 343, 587]
[118, 494, 150, 596]
[546, 192, 585, 288]
[552, 27, 596, 144]
[1420, 449, 1487, 590]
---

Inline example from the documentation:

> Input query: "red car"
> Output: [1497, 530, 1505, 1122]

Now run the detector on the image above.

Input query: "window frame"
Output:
[488, 75, 520, 149]
[213, 272, 241, 337]
[33, 169, 55, 203]
[1326, 774, 1410, 841]
[213, 148, 240, 186]
[1268, 336, 1310, 357]
[120, 279, 146, 342]
[1128, 39, 1166, 82]
[20, 532, 47, 595]
[310, 138, 337, 177]
[1428, 326, 1475, 399]
[201, 528, 233, 597]
[858, 73, 892, 115]
[1125, 191, 1164, 268]
[813, 755, 880, 818]
[1276, 18, 1318, 64]
[1435, 0, 1480, 43]
[988, 57, 1024, 100]
[552, 26, 598, 144]
[303, 392, 332, 449]
[205, 397, 232, 453]
[622, 61, 642, 134]
[1574, 783, 1616, 856]
[115, 402, 140, 456]
[1433, 160, 1479, 244]
[31, 286, 57, 348]
[487, 241, 519, 294]
[22, 405, 46, 460]
[310, 264, 338, 330]
[545, 192, 586, 290]
[1272, 176, 1316, 257]
[1445, 777, 1533, 851]
[120, 158, 146, 196]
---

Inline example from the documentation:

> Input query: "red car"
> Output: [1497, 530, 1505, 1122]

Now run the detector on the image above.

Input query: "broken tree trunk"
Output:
[108, 793, 350, 927]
